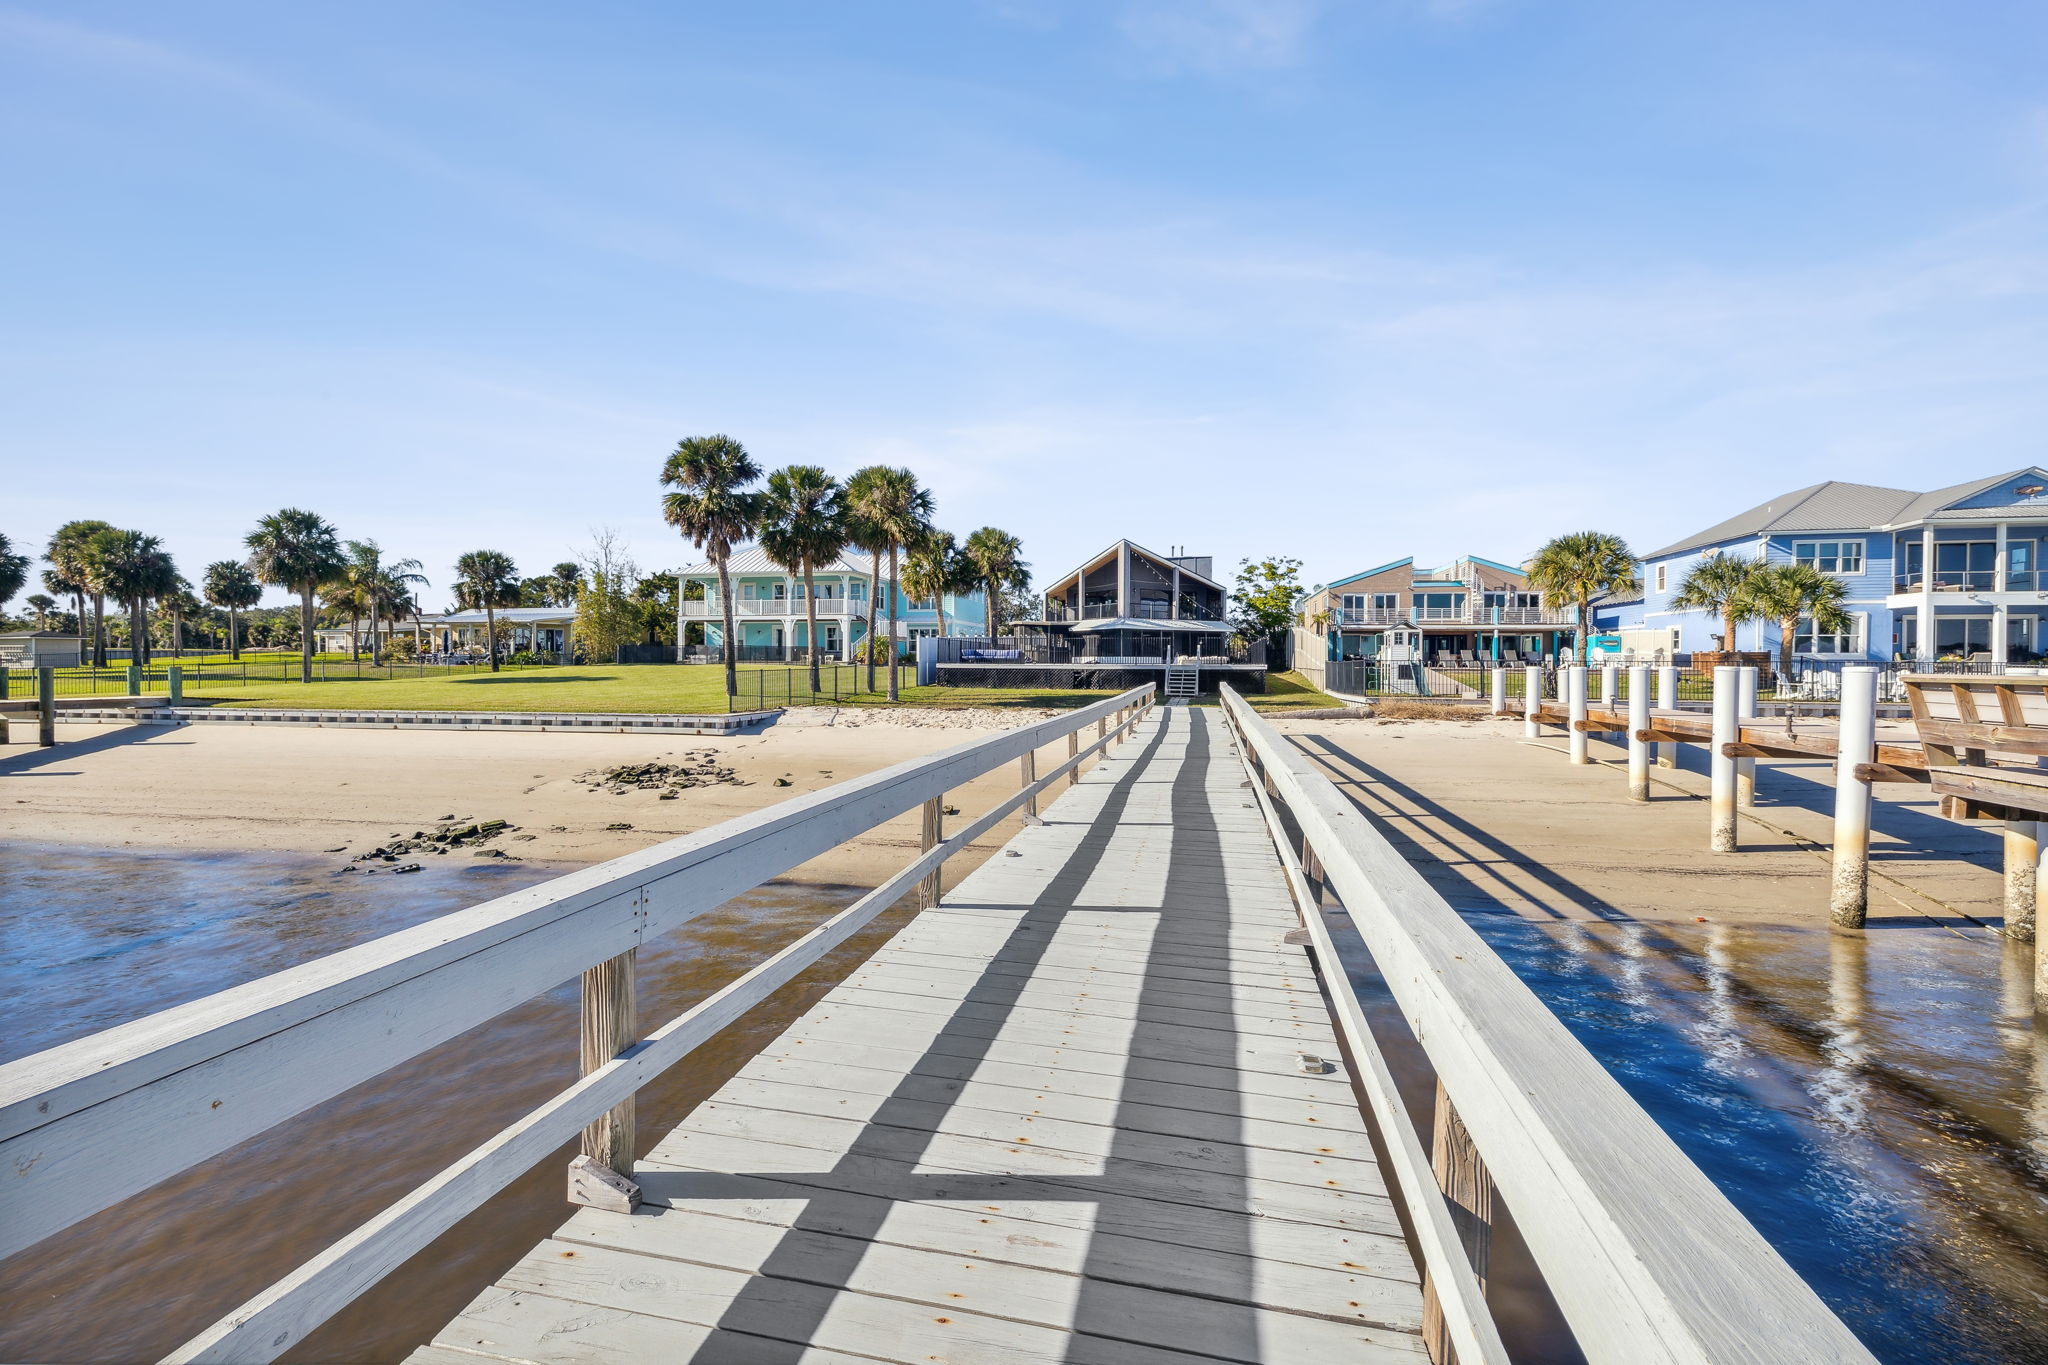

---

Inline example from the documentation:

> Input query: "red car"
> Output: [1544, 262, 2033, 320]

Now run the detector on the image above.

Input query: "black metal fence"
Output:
[2, 657, 545, 700]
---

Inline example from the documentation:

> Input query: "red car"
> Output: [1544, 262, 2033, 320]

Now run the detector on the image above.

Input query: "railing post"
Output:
[920, 797, 943, 908]
[39, 667, 56, 747]
[1067, 727, 1080, 787]
[1626, 663, 1650, 803]
[572, 942, 639, 1208]
[1567, 666, 1589, 765]
[1020, 748, 1039, 819]
[1522, 665, 1541, 739]
[1829, 666, 1877, 928]
[1736, 665, 1759, 808]
[1420, 1081, 1494, 1364]
[1711, 665, 1739, 852]
[1655, 664, 1679, 768]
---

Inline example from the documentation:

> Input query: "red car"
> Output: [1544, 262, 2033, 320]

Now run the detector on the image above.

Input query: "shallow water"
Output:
[0, 841, 885, 1364]
[1362, 912, 2048, 1365]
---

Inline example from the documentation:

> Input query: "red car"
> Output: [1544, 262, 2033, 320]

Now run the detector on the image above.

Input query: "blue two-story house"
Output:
[676, 545, 989, 660]
[1608, 469, 2048, 663]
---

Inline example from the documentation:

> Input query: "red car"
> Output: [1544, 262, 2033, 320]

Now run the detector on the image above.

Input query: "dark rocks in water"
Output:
[352, 818, 518, 865]
[323, 846, 347, 853]
[394, 863, 422, 874]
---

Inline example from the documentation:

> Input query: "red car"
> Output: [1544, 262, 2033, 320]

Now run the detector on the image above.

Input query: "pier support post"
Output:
[38, 667, 55, 747]
[1655, 664, 1679, 768]
[1710, 665, 1739, 852]
[1600, 661, 1619, 710]
[1736, 666, 1759, 808]
[1420, 1081, 1493, 1364]
[573, 945, 639, 1207]
[1627, 664, 1651, 803]
[1567, 666, 1589, 765]
[126, 663, 141, 694]
[2004, 819, 2039, 943]
[1523, 665, 1542, 740]
[1488, 666, 1505, 714]
[1829, 666, 1877, 928]
[167, 665, 183, 703]
[920, 797, 943, 908]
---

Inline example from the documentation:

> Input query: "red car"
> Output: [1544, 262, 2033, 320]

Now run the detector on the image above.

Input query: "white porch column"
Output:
[1995, 523, 2011, 665]
[1918, 526, 1935, 663]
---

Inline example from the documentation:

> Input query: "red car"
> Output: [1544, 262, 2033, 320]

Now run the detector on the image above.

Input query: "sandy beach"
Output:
[2, 707, 1064, 886]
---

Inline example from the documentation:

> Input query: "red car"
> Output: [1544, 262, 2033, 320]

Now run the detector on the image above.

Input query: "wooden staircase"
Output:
[1165, 665, 1199, 699]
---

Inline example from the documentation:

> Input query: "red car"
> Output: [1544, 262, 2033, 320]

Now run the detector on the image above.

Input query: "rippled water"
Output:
[1363, 912, 2048, 1365]
[0, 841, 880, 1364]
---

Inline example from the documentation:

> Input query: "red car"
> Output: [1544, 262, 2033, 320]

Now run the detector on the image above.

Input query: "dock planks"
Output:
[415, 707, 1426, 1365]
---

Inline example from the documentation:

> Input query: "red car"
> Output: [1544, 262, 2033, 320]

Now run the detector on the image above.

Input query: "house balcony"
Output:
[1333, 606, 1574, 628]
[681, 599, 860, 618]
[1039, 602, 1228, 624]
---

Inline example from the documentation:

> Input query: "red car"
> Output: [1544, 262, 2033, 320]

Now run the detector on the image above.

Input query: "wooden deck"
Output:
[415, 707, 1427, 1365]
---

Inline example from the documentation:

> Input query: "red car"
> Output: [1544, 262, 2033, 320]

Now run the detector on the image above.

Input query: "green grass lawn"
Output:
[167, 663, 1331, 715]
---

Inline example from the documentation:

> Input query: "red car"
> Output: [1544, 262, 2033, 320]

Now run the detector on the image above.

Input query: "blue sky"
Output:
[5, 1, 2047, 608]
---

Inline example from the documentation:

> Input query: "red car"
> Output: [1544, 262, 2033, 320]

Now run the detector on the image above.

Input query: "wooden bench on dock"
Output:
[0, 684, 1877, 1365]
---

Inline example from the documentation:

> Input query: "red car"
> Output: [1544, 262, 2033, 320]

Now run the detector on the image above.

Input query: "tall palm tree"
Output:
[245, 508, 347, 683]
[1524, 530, 1640, 665]
[47, 520, 116, 665]
[26, 593, 55, 628]
[344, 540, 426, 665]
[203, 560, 263, 660]
[548, 561, 581, 608]
[156, 584, 202, 657]
[845, 466, 932, 701]
[1670, 551, 1765, 656]
[842, 467, 891, 694]
[660, 434, 763, 698]
[1743, 561, 1854, 679]
[903, 528, 971, 642]
[372, 561, 428, 663]
[0, 533, 27, 611]
[757, 464, 847, 694]
[963, 527, 1030, 640]
[453, 550, 521, 671]
[84, 530, 177, 667]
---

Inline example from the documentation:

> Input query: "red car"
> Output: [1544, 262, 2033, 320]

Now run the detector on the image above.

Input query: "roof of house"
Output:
[435, 607, 578, 625]
[1645, 468, 2048, 559]
[1324, 555, 1527, 592]
[675, 545, 876, 577]
[1044, 540, 1226, 594]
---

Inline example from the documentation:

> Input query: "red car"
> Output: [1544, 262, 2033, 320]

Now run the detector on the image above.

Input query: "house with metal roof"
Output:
[1607, 468, 2048, 662]
[1295, 555, 1578, 669]
[675, 545, 987, 661]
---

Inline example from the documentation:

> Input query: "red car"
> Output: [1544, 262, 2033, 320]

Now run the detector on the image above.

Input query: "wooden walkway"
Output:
[414, 706, 1427, 1365]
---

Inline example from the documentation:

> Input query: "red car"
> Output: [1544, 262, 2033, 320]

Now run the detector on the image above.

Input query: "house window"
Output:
[1793, 540, 1864, 575]
[1340, 594, 1367, 611]
[1795, 614, 1861, 655]
[2009, 541, 2035, 591]
[1654, 564, 1667, 592]
[907, 596, 935, 610]
[849, 582, 867, 601]
[1370, 593, 1398, 611]
[1934, 541, 1996, 590]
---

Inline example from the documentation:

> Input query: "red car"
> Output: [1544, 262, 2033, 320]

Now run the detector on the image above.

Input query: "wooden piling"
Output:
[1626, 664, 1651, 803]
[1600, 662, 1619, 709]
[577, 948, 637, 1183]
[2004, 819, 2039, 943]
[1567, 666, 1590, 765]
[1420, 1080, 1494, 1364]
[1735, 666, 1759, 808]
[1655, 665, 1679, 769]
[38, 668, 55, 747]
[167, 665, 183, 703]
[919, 797, 943, 909]
[1523, 665, 1542, 740]
[1489, 666, 1505, 714]
[1828, 666, 1877, 928]
[1710, 666, 1739, 852]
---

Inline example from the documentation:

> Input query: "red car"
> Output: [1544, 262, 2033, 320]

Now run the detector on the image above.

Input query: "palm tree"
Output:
[1524, 531, 1640, 665]
[1743, 561, 1854, 680]
[343, 541, 426, 665]
[84, 530, 176, 667]
[660, 434, 763, 698]
[203, 560, 263, 659]
[842, 467, 891, 694]
[156, 584, 202, 657]
[548, 561, 581, 608]
[245, 508, 347, 683]
[963, 527, 1030, 640]
[845, 467, 932, 700]
[453, 550, 521, 671]
[757, 464, 848, 694]
[0, 533, 27, 610]
[903, 528, 971, 642]
[26, 593, 55, 628]
[47, 520, 116, 665]
[372, 562, 428, 664]
[1671, 551, 1765, 656]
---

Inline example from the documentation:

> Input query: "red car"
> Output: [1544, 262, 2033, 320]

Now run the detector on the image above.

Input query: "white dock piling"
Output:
[1523, 665, 1542, 739]
[1490, 666, 1506, 714]
[1656, 665, 1679, 769]
[1627, 664, 1651, 803]
[1710, 665, 1739, 852]
[1568, 665, 1590, 765]
[1735, 666, 1758, 808]
[1601, 662, 1619, 710]
[1828, 666, 1877, 928]
[2004, 820, 2040, 943]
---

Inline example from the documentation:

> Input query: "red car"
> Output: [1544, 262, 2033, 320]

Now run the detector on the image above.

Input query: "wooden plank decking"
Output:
[415, 706, 1426, 1365]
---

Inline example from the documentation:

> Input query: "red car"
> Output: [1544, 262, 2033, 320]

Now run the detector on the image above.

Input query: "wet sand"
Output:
[1270, 713, 2007, 928]
[2, 708, 1055, 884]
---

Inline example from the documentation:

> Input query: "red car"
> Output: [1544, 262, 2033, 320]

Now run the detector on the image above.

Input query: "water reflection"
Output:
[1431, 912, 2048, 1365]
[0, 841, 878, 1364]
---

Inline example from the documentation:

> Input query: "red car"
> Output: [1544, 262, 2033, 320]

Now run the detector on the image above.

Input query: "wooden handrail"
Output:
[1216, 685, 1876, 1365]
[0, 687, 1155, 1282]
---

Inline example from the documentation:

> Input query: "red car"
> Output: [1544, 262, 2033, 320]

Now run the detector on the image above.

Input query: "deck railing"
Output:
[1215, 684, 1875, 1365]
[0, 686, 1157, 1364]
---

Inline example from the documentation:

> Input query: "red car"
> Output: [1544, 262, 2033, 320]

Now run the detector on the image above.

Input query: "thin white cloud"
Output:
[1116, 0, 1325, 73]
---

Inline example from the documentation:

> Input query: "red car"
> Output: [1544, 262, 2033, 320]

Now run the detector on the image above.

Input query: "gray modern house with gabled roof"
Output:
[1603, 468, 2048, 662]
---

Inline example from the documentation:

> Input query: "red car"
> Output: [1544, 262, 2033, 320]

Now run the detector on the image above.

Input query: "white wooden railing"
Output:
[0, 686, 1156, 1364]
[1216, 685, 1877, 1365]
